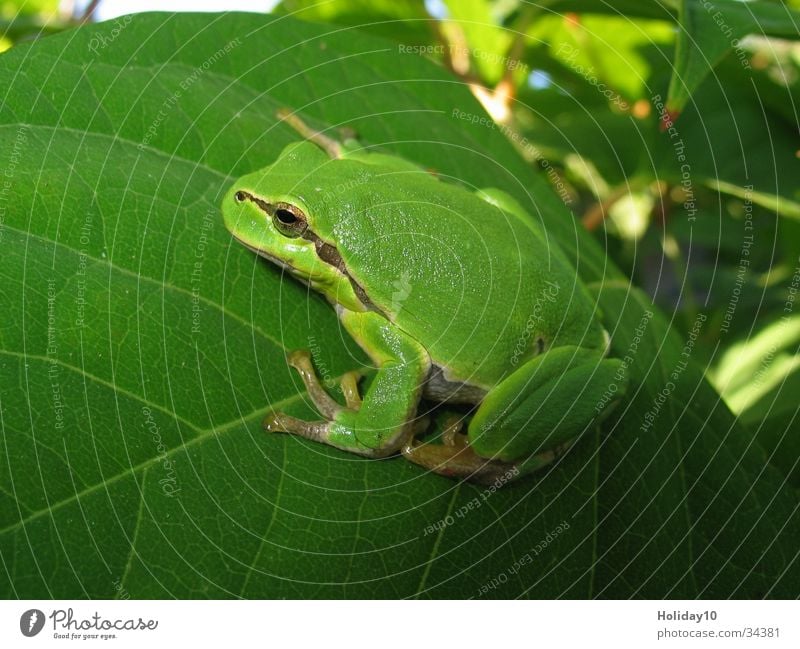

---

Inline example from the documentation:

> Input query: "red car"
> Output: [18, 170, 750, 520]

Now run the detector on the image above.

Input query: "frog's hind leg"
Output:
[402, 415, 576, 485]
[404, 346, 624, 485]
[467, 346, 622, 464]
[401, 415, 532, 486]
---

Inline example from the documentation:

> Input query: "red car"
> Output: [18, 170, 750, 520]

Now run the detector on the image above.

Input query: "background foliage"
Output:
[1, 1, 799, 598]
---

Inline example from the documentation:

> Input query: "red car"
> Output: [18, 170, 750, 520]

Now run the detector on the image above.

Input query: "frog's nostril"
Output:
[234, 191, 246, 203]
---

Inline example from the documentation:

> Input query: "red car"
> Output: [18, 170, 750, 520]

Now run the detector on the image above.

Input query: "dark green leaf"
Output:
[668, 0, 800, 115]
[593, 284, 800, 596]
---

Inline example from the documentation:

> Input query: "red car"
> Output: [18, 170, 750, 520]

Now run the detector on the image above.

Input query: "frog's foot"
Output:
[402, 434, 519, 486]
[264, 350, 374, 455]
[401, 414, 505, 484]
[440, 414, 467, 446]
[402, 432, 569, 486]
[288, 349, 365, 413]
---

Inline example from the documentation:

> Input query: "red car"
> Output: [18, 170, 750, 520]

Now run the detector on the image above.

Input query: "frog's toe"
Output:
[440, 415, 467, 447]
[286, 349, 343, 419]
[263, 411, 333, 443]
[263, 411, 291, 433]
[286, 349, 312, 367]
[339, 371, 363, 410]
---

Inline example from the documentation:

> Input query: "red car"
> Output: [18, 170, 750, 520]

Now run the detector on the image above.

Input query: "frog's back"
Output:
[317, 159, 606, 388]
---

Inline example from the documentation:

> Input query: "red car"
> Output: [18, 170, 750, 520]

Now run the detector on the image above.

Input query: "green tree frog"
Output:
[222, 110, 626, 484]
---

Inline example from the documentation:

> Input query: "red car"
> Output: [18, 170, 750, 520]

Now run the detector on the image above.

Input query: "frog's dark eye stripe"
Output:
[233, 190, 274, 214]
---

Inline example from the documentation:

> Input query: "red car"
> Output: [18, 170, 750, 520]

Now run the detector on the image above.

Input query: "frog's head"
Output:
[222, 142, 366, 310]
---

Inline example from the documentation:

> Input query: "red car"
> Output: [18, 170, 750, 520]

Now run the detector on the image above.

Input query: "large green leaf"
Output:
[1, 11, 798, 599]
[273, 0, 433, 46]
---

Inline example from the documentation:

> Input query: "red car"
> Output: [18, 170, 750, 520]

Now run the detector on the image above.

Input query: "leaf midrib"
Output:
[0, 386, 302, 537]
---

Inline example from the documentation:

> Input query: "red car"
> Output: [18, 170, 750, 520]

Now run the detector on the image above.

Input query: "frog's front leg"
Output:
[404, 346, 625, 483]
[265, 310, 431, 458]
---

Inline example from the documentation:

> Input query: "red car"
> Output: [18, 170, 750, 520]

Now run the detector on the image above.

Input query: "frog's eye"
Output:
[234, 191, 247, 202]
[272, 203, 308, 238]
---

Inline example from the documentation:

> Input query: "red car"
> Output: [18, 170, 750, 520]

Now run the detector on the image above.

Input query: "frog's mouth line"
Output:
[229, 233, 310, 286]
[230, 234, 290, 270]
